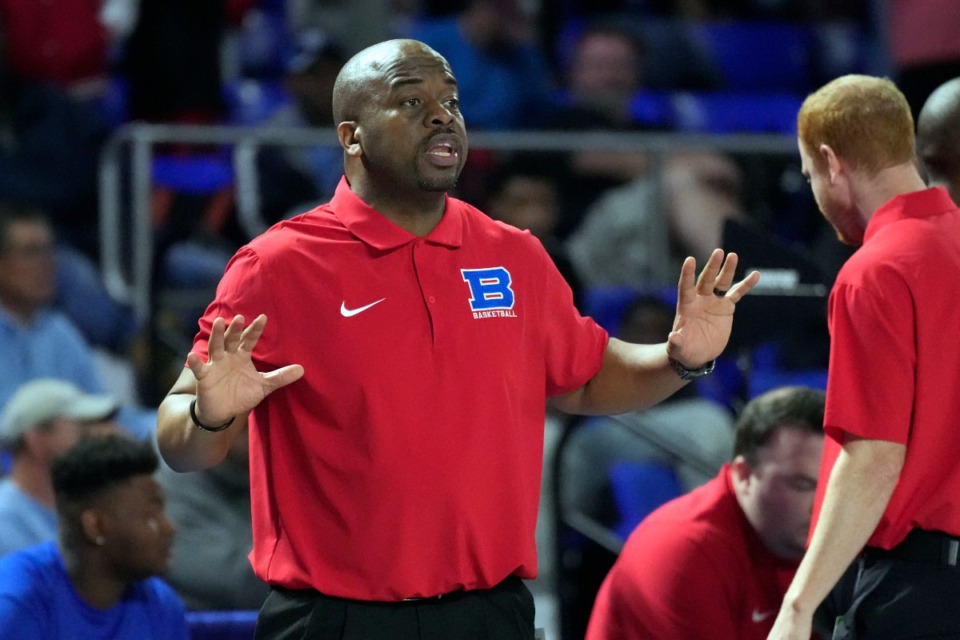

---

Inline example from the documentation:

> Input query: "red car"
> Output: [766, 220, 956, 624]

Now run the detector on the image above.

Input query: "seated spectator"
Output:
[406, 0, 556, 130]
[585, 385, 825, 640]
[254, 29, 349, 225]
[123, 0, 254, 125]
[0, 51, 109, 258]
[484, 162, 584, 311]
[157, 422, 269, 610]
[53, 241, 140, 356]
[0, 434, 187, 639]
[540, 23, 659, 234]
[539, 25, 748, 283]
[561, 294, 735, 531]
[0, 206, 153, 438]
[917, 76, 960, 205]
[0, 0, 126, 102]
[0, 379, 121, 557]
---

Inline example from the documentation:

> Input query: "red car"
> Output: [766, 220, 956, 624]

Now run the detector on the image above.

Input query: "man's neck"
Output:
[347, 177, 447, 237]
[10, 460, 56, 508]
[854, 163, 929, 219]
[0, 297, 39, 327]
[61, 545, 130, 610]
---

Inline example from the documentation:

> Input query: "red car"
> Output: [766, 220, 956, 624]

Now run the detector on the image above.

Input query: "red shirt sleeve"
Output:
[825, 269, 915, 444]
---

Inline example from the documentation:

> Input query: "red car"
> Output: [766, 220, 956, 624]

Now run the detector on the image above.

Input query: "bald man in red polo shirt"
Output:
[155, 38, 759, 640]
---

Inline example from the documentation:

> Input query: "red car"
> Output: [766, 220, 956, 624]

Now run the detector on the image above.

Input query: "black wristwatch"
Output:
[669, 357, 716, 381]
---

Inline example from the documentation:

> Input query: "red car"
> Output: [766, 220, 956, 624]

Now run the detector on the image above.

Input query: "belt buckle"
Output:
[943, 538, 959, 566]
[402, 594, 444, 602]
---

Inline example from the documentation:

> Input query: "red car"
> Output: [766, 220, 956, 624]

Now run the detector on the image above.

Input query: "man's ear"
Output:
[731, 454, 752, 488]
[337, 121, 362, 157]
[819, 143, 843, 183]
[79, 508, 106, 547]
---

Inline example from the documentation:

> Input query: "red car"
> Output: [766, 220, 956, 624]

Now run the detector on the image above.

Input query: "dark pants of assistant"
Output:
[820, 529, 960, 640]
[253, 575, 536, 640]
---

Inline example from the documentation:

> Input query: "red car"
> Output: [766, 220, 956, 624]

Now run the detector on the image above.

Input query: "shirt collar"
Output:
[329, 177, 463, 250]
[864, 186, 957, 243]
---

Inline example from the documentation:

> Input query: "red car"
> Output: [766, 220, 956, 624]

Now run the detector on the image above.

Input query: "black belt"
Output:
[864, 529, 960, 566]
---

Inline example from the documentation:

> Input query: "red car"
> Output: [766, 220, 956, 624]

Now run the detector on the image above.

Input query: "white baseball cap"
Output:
[0, 379, 120, 449]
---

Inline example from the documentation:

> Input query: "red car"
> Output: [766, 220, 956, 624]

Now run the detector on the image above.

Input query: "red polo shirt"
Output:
[193, 178, 608, 600]
[587, 466, 798, 640]
[812, 187, 960, 549]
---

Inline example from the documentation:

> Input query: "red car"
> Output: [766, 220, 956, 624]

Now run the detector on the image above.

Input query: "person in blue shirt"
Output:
[0, 205, 153, 439]
[0, 378, 121, 557]
[406, 0, 555, 130]
[0, 434, 188, 640]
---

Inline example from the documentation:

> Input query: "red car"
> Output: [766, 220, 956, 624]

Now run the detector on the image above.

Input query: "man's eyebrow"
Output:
[389, 76, 424, 89]
[388, 75, 458, 90]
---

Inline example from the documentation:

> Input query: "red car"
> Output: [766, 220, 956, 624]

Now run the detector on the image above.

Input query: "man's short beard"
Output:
[418, 174, 459, 192]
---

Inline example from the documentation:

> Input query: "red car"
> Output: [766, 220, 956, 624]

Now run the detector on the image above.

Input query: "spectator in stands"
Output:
[540, 23, 659, 235]
[550, 25, 747, 286]
[557, 24, 652, 129]
[542, 6, 718, 90]
[53, 242, 140, 356]
[0, 48, 109, 258]
[0, 434, 187, 639]
[0, 206, 153, 438]
[916, 76, 960, 206]
[255, 29, 350, 225]
[0, 379, 121, 557]
[157, 422, 269, 610]
[287, 0, 392, 52]
[484, 162, 584, 311]
[586, 385, 825, 640]
[561, 293, 735, 533]
[0, 0, 134, 102]
[124, 0, 254, 125]
[406, 0, 556, 130]
[0, 197, 140, 356]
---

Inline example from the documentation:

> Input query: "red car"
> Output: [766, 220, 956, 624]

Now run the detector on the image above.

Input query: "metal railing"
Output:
[98, 123, 799, 321]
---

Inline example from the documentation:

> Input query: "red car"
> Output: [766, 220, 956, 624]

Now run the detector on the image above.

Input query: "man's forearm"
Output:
[551, 339, 687, 416]
[156, 391, 245, 472]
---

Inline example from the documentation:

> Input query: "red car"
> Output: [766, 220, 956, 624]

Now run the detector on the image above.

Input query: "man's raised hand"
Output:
[186, 314, 304, 426]
[667, 249, 760, 368]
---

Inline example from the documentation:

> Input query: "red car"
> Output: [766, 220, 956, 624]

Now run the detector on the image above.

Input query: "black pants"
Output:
[822, 530, 960, 640]
[253, 576, 536, 640]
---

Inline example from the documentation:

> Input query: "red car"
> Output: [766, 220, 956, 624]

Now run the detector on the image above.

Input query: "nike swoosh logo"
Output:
[340, 298, 386, 317]
[751, 609, 776, 623]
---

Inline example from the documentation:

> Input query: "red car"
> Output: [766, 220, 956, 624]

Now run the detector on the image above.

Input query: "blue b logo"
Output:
[461, 267, 515, 311]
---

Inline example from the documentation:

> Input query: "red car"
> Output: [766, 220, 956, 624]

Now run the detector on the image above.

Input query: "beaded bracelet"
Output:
[189, 398, 235, 432]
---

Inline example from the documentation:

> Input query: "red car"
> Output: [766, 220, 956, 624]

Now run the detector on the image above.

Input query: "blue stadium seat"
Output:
[152, 152, 234, 195]
[608, 460, 684, 540]
[583, 286, 677, 337]
[747, 341, 828, 398]
[186, 610, 258, 640]
[694, 21, 815, 93]
[627, 90, 675, 129]
[670, 91, 803, 134]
